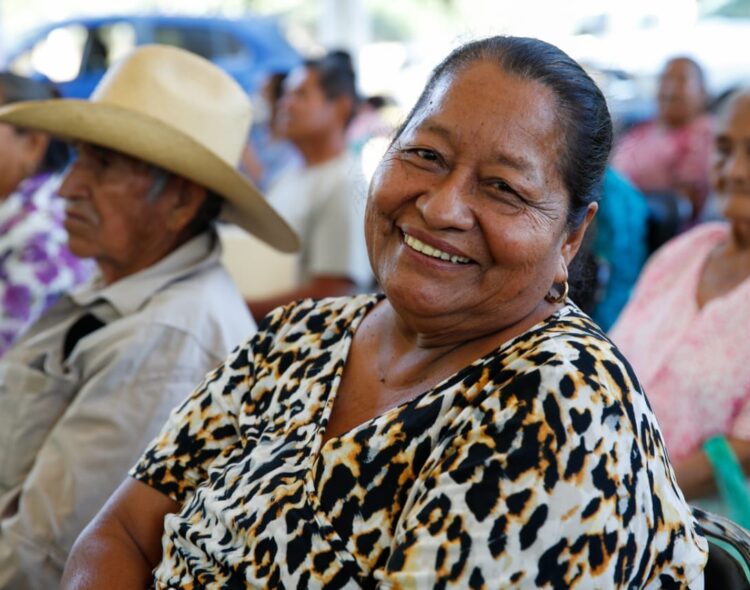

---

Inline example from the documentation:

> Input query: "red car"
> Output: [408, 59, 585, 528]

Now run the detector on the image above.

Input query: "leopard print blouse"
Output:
[131, 294, 707, 589]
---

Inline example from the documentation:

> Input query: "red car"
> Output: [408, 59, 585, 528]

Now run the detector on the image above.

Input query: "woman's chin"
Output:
[383, 280, 463, 321]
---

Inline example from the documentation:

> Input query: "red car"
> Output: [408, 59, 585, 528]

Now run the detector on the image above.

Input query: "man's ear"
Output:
[334, 95, 355, 128]
[554, 202, 598, 284]
[165, 178, 208, 233]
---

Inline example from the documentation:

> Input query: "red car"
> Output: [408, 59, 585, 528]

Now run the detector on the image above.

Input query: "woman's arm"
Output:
[61, 478, 179, 590]
[673, 437, 750, 500]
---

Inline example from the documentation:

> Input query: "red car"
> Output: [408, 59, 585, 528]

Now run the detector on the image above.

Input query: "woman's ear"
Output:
[562, 202, 598, 265]
[554, 202, 598, 284]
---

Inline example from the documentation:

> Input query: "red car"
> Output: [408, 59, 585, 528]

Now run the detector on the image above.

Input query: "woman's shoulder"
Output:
[478, 304, 707, 587]
[505, 304, 611, 360]
[499, 304, 648, 409]
[690, 112, 715, 134]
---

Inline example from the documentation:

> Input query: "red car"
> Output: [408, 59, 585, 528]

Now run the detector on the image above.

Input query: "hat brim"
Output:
[0, 100, 299, 253]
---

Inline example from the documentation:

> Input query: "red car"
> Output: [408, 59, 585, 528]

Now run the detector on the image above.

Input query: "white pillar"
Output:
[319, 0, 370, 55]
[0, 0, 5, 64]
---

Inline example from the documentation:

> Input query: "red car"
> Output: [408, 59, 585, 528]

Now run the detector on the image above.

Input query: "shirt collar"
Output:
[71, 229, 221, 316]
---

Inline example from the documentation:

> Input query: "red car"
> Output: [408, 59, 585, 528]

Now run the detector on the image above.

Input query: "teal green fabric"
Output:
[592, 168, 649, 331]
[704, 435, 750, 530]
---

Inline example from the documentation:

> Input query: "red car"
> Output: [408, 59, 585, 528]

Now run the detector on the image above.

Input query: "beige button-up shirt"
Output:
[0, 229, 255, 589]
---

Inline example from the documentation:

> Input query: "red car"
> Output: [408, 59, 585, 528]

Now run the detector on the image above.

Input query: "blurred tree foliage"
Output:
[699, 0, 750, 17]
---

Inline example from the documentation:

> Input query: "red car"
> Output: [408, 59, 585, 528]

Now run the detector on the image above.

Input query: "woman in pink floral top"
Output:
[0, 74, 93, 355]
[611, 88, 750, 501]
[612, 57, 713, 220]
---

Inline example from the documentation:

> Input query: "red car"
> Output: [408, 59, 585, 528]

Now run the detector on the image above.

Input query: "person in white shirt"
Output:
[249, 51, 371, 319]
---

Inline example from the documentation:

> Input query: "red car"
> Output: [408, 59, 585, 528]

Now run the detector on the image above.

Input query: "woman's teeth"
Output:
[403, 233, 470, 264]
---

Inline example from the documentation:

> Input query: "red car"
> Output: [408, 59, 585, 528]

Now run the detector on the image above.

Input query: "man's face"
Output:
[277, 66, 339, 143]
[58, 144, 179, 284]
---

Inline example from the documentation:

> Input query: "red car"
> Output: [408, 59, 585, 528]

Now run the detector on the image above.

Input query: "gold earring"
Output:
[545, 280, 569, 304]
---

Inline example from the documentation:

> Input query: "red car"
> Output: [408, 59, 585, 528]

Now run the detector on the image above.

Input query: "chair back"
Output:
[694, 507, 750, 589]
[644, 191, 693, 253]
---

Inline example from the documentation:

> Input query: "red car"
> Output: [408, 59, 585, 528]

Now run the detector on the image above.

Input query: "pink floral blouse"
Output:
[610, 222, 750, 463]
[611, 114, 713, 217]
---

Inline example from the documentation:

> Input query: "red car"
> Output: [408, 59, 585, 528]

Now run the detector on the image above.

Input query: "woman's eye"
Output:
[488, 179, 519, 196]
[403, 148, 442, 165]
[485, 180, 529, 210]
[714, 140, 731, 159]
[414, 148, 439, 161]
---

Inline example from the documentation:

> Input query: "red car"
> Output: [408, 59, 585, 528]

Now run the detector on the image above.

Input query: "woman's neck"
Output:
[375, 297, 559, 384]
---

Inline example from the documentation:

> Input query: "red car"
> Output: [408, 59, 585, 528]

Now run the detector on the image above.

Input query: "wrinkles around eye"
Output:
[396, 148, 447, 174]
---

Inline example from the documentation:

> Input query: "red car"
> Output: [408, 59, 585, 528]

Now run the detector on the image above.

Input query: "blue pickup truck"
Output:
[2, 14, 302, 98]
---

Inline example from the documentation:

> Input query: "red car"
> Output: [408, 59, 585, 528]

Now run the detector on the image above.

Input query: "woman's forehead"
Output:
[719, 92, 750, 133]
[422, 63, 556, 120]
[405, 63, 563, 152]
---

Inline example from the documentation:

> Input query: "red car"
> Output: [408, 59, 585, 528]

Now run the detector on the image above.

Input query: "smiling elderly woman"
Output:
[62, 36, 707, 589]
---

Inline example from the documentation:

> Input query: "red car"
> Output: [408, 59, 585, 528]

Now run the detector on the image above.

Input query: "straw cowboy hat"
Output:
[0, 44, 299, 252]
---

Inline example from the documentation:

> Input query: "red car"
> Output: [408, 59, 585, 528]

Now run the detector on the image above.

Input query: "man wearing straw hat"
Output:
[0, 45, 297, 588]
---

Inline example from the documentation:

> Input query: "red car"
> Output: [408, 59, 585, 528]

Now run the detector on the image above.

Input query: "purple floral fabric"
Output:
[0, 173, 93, 356]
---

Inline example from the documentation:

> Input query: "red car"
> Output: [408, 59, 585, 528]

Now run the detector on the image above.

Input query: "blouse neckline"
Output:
[314, 294, 573, 455]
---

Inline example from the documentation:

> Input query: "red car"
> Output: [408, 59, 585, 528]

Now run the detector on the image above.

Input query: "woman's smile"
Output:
[401, 230, 473, 265]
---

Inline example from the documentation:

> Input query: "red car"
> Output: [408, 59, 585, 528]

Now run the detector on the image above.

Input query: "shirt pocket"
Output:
[0, 356, 78, 496]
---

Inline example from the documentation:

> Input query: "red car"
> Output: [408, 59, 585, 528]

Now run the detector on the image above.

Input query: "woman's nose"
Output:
[415, 172, 475, 231]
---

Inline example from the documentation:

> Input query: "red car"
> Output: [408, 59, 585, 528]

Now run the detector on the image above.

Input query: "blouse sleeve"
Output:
[376, 344, 707, 589]
[129, 304, 289, 503]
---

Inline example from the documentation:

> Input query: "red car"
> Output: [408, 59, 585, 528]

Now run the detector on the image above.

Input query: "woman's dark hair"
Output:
[305, 49, 359, 125]
[394, 36, 613, 230]
[0, 72, 71, 173]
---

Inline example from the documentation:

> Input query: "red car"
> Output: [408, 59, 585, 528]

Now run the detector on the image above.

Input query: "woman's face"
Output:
[0, 122, 38, 199]
[712, 92, 750, 230]
[366, 60, 587, 335]
[657, 59, 706, 128]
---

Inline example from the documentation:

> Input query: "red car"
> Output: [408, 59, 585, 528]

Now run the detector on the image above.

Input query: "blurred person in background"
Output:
[0, 74, 93, 357]
[248, 50, 371, 319]
[610, 88, 750, 506]
[0, 45, 297, 589]
[347, 93, 397, 153]
[63, 35, 705, 590]
[242, 70, 303, 192]
[569, 167, 650, 331]
[612, 56, 713, 223]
